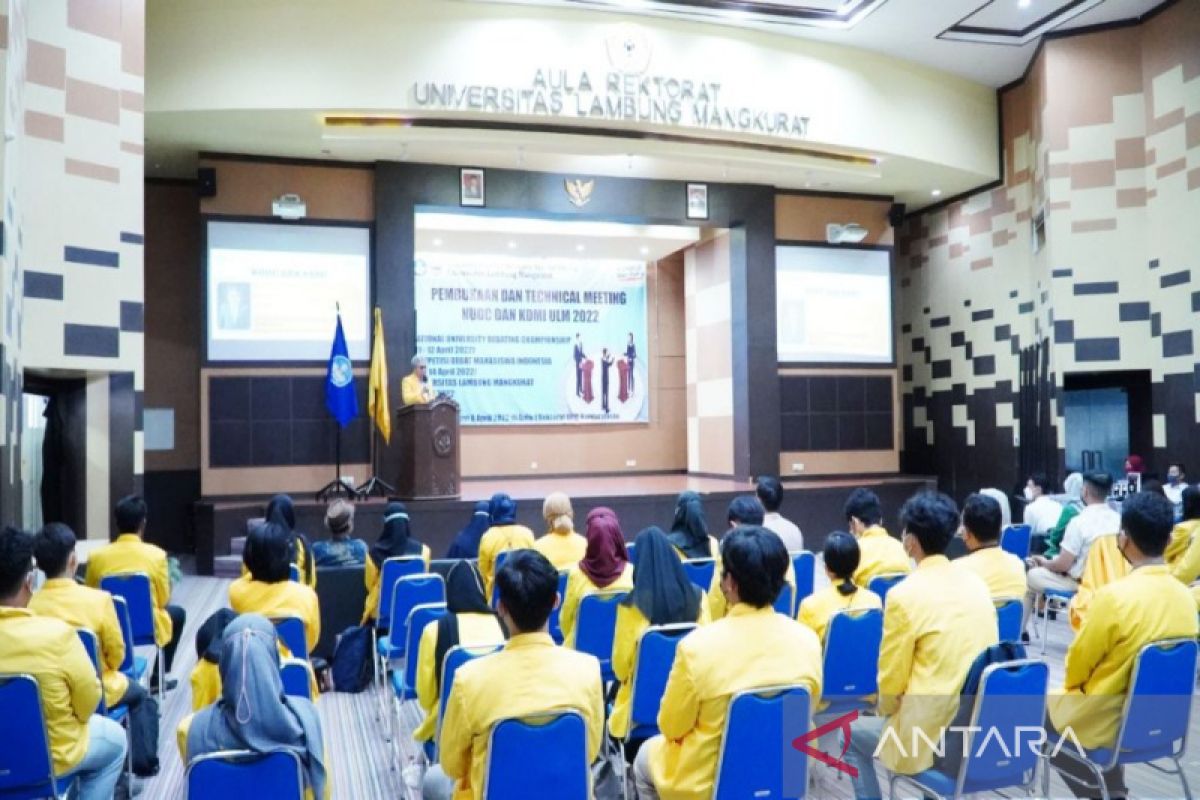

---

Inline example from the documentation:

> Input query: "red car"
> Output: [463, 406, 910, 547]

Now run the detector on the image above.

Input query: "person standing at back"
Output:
[955, 493, 1027, 600]
[477, 493, 535, 601]
[1022, 473, 1063, 539]
[532, 492, 587, 570]
[756, 476, 804, 552]
[424, 550, 604, 800]
[843, 488, 910, 587]
[85, 494, 186, 691]
[1164, 462, 1187, 508]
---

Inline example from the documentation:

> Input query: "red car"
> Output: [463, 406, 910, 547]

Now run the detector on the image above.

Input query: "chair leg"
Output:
[1038, 593, 1049, 657]
[1176, 756, 1193, 800]
[156, 647, 165, 704]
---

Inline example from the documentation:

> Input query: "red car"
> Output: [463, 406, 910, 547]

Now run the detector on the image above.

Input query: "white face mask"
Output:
[1023, 486, 1035, 502]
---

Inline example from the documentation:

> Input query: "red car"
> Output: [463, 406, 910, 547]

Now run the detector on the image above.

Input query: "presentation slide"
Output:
[776, 245, 893, 364]
[414, 253, 648, 426]
[206, 221, 370, 361]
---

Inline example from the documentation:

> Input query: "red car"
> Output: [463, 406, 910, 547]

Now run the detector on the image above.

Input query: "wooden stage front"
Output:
[193, 473, 935, 575]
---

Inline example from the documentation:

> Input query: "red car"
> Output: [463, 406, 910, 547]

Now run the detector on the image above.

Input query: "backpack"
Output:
[331, 624, 374, 693]
[934, 641, 1027, 777]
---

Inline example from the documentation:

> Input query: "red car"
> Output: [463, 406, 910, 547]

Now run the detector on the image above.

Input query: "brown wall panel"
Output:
[199, 158, 375, 221]
[775, 195, 894, 245]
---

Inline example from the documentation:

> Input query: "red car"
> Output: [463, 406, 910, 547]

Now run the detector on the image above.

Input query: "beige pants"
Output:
[1022, 567, 1078, 632]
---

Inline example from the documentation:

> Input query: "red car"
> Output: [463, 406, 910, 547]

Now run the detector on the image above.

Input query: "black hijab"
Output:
[624, 527, 702, 625]
[668, 491, 711, 559]
[433, 561, 495, 692]
[446, 501, 491, 559]
[369, 501, 423, 567]
[195, 608, 238, 665]
[265, 493, 313, 584]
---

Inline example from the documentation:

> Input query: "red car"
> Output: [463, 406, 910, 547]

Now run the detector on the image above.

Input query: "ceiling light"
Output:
[1018, 0, 1031, 7]
[931, 189, 942, 197]
[507, 241, 517, 249]
[433, 237, 443, 246]
[639, 246, 649, 256]
[576, 244, 586, 252]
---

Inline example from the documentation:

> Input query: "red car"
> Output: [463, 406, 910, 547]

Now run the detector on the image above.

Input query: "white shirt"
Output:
[1164, 482, 1185, 507]
[1060, 502, 1121, 580]
[763, 512, 804, 552]
[1022, 495, 1063, 537]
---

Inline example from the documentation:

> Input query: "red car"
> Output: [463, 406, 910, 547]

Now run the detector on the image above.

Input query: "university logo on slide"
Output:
[330, 355, 354, 387]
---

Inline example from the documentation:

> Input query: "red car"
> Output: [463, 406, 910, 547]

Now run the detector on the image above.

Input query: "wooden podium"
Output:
[394, 397, 461, 499]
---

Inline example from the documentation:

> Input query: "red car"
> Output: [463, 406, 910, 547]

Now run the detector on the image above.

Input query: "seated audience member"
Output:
[311, 499, 366, 567]
[1022, 472, 1062, 540]
[424, 550, 604, 800]
[231, 521, 321, 657]
[978, 487, 1012, 529]
[797, 531, 882, 643]
[756, 476, 804, 552]
[1066, 530, 1130, 631]
[633, 527, 822, 800]
[1167, 485, 1200, 582]
[532, 491, 587, 570]
[31, 523, 159, 776]
[667, 490, 717, 560]
[1042, 472, 1084, 557]
[477, 493, 535, 601]
[1022, 472, 1117, 634]
[1164, 462, 1187, 508]
[185, 614, 328, 800]
[561, 507, 633, 648]
[361, 502, 431, 623]
[1047, 492, 1199, 798]
[413, 561, 503, 745]
[264, 493, 317, 589]
[954, 493, 1027, 599]
[0, 527, 127, 800]
[707, 496, 797, 620]
[445, 501, 491, 560]
[86, 494, 185, 690]
[845, 492, 997, 800]
[610, 527, 710, 745]
[844, 488, 911, 587]
[190, 608, 237, 711]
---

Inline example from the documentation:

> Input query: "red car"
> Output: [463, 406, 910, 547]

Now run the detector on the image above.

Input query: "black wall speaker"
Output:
[887, 202, 906, 228]
[197, 167, 217, 198]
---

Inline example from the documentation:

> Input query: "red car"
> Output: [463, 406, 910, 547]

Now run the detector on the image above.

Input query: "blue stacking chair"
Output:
[280, 658, 311, 700]
[994, 597, 1023, 643]
[1043, 638, 1198, 800]
[483, 711, 589, 799]
[100, 573, 164, 701]
[868, 572, 906, 606]
[1001, 524, 1032, 561]
[548, 571, 569, 645]
[435, 643, 503, 762]
[1037, 587, 1077, 656]
[0, 674, 76, 800]
[682, 559, 715, 593]
[773, 583, 795, 616]
[488, 550, 516, 608]
[627, 623, 696, 742]
[791, 551, 816, 607]
[272, 616, 309, 661]
[378, 573, 445, 663]
[76, 629, 108, 716]
[371, 556, 427, 712]
[111, 596, 149, 684]
[393, 603, 449, 702]
[892, 658, 1049, 799]
[288, 564, 301, 583]
[713, 685, 811, 800]
[186, 749, 304, 800]
[625, 542, 636, 562]
[575, 591, 627, 683]
[820, 608, 883, 715]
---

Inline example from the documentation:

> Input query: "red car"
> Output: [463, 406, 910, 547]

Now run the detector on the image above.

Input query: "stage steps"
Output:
[213, 535, 247, 578]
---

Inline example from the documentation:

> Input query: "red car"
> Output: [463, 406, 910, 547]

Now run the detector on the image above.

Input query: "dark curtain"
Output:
[40, 394, 64, 524]
[1017, 338, 1058, 491]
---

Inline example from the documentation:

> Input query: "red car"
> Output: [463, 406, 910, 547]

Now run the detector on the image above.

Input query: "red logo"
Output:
[791, 710, 860, 777]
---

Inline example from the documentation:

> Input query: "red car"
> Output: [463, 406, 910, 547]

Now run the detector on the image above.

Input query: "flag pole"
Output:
[357, 304, 395, 499]
[317, 302, 358, 502]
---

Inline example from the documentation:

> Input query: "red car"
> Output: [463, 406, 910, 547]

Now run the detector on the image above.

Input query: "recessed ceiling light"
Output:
[507, 241, 516, 249]
[433, 237, 443, 246]
[639, 246, 649, 256]
[931, 189, 942, 197]
[576, 244, 586, 252]
[1018, 0, 1031, 8]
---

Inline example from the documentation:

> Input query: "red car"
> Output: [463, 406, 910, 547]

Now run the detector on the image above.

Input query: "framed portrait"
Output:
[686, 182, 708, 220]
[460, 168, 485, 207]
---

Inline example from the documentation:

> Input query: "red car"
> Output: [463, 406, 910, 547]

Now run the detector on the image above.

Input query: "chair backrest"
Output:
[279, 658, 311, 700]
[402, 603, 449, 697]
[186, 749, 305, 800]
[111, 595, 138, 674]
[1000, 525, 1032, 560]
[272, 616, 308, 661]
[436, 644, 503, 759]
[868, 572, 906, 606]
[375, 556, 426, 629]
[100, 572, 156, 646]
[76, 628, 107, 715]
[773, 583, 795, 616]
[994, 597, 1023, 642]
[548, 570, 570, 645]
[288, 564, 301, 583]
[1112, 637, 1199, 763]
[575, 591, 627, 679]
[681, 559, 715, 592]
[489, 550, 515, 607]
[0, 674, 60, 799]
[714, 685, 810, 800]
[955, 659, 1048, 795]
[388, 574, 446, 657]
[483, 711, 589, 799]
[629, 624, 696, 736]
[791, 551, 816, 606]
[822, 608, 883, 702]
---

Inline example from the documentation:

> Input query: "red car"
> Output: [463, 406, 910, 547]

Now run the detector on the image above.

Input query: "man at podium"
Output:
[401, 355, 436, 405]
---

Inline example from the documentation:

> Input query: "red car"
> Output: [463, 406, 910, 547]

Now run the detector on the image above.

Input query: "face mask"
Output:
[1023, 487, 1035, 501]
[1168, 475, 1180, 486]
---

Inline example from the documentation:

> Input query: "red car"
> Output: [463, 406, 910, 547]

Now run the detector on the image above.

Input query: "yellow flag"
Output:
[368, 307, 391, 442]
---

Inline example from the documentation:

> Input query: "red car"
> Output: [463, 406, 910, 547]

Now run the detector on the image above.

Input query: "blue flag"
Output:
[325, 312, 358, 427]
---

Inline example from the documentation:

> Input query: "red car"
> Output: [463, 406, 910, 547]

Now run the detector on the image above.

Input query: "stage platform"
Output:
[194, 472, 935, 575]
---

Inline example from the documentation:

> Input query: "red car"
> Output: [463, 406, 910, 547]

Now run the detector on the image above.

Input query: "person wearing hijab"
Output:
[412, 561, 504, 746]
[977, 488, 1012, 529]
[797, 532, 882, 643]
[668, 491, 718, 560]
[265, 493, 317, 589]
[230, 521, 321, 657]
[1043, 472, 1084, 557]
[446, 501, 491, 559]
[477, 493, 536, 601]
[1167, 486, 1200, 582]
[610, 527, 709, 745]
[533, 492, 587, 570]
[362, 501, 431, 624]
[560, 507, 634, 648]
[183, 614, 329, 800]
[190, 608, 237, 711]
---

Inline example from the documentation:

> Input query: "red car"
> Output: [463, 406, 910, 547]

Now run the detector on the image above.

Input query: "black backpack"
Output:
[934, 641, 1027, 776]
[330, 624, 374, 693]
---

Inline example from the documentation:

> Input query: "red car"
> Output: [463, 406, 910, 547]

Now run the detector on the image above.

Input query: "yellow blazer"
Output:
[85, 533, 174, 647]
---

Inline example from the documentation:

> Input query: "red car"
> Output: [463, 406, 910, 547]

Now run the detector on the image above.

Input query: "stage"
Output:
[193, 472, 935, 575]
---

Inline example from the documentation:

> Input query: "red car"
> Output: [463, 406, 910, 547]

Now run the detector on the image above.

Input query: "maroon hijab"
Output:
[580, 507, 629, 589]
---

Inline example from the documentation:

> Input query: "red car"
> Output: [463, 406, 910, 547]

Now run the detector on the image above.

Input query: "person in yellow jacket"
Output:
[190, 608, 237, 711]
[401, 355, 436, 405]
[633, 527, 823, 800]
[844, 487, 911, 587]
[954, 493, 1028, 599]
[797, 531, 882, 643]
[412, 561, 503, 745]
[667, 491, 719, 560]
[230, 521, 321, 657]
[705, 497, 796, 620]
[1166, 485, 1200, 582]
[560, 507, 634, 648]
[85, 494, 186, 690]
[0, 527, 127, 799]
[1047, 491, 1199, 798]
[31, 523, 160, 777]
[532, 492, 587, 570]
[1066, 533, 1130, 630]
[255, 494, 317, 590]
[844, 491, 997, 799]
[423, 550, 604, 800]
[610, 526, 709, 744]
[361, 501, 431, 624]
[477, 493, 535, 601]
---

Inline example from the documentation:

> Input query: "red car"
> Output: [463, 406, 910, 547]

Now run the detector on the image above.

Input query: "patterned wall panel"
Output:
[684, 233, 735, 476]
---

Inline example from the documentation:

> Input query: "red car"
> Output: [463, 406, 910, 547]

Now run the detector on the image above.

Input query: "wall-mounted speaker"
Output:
[887, 202, 906, 228]
[197, 167, 217, 198]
